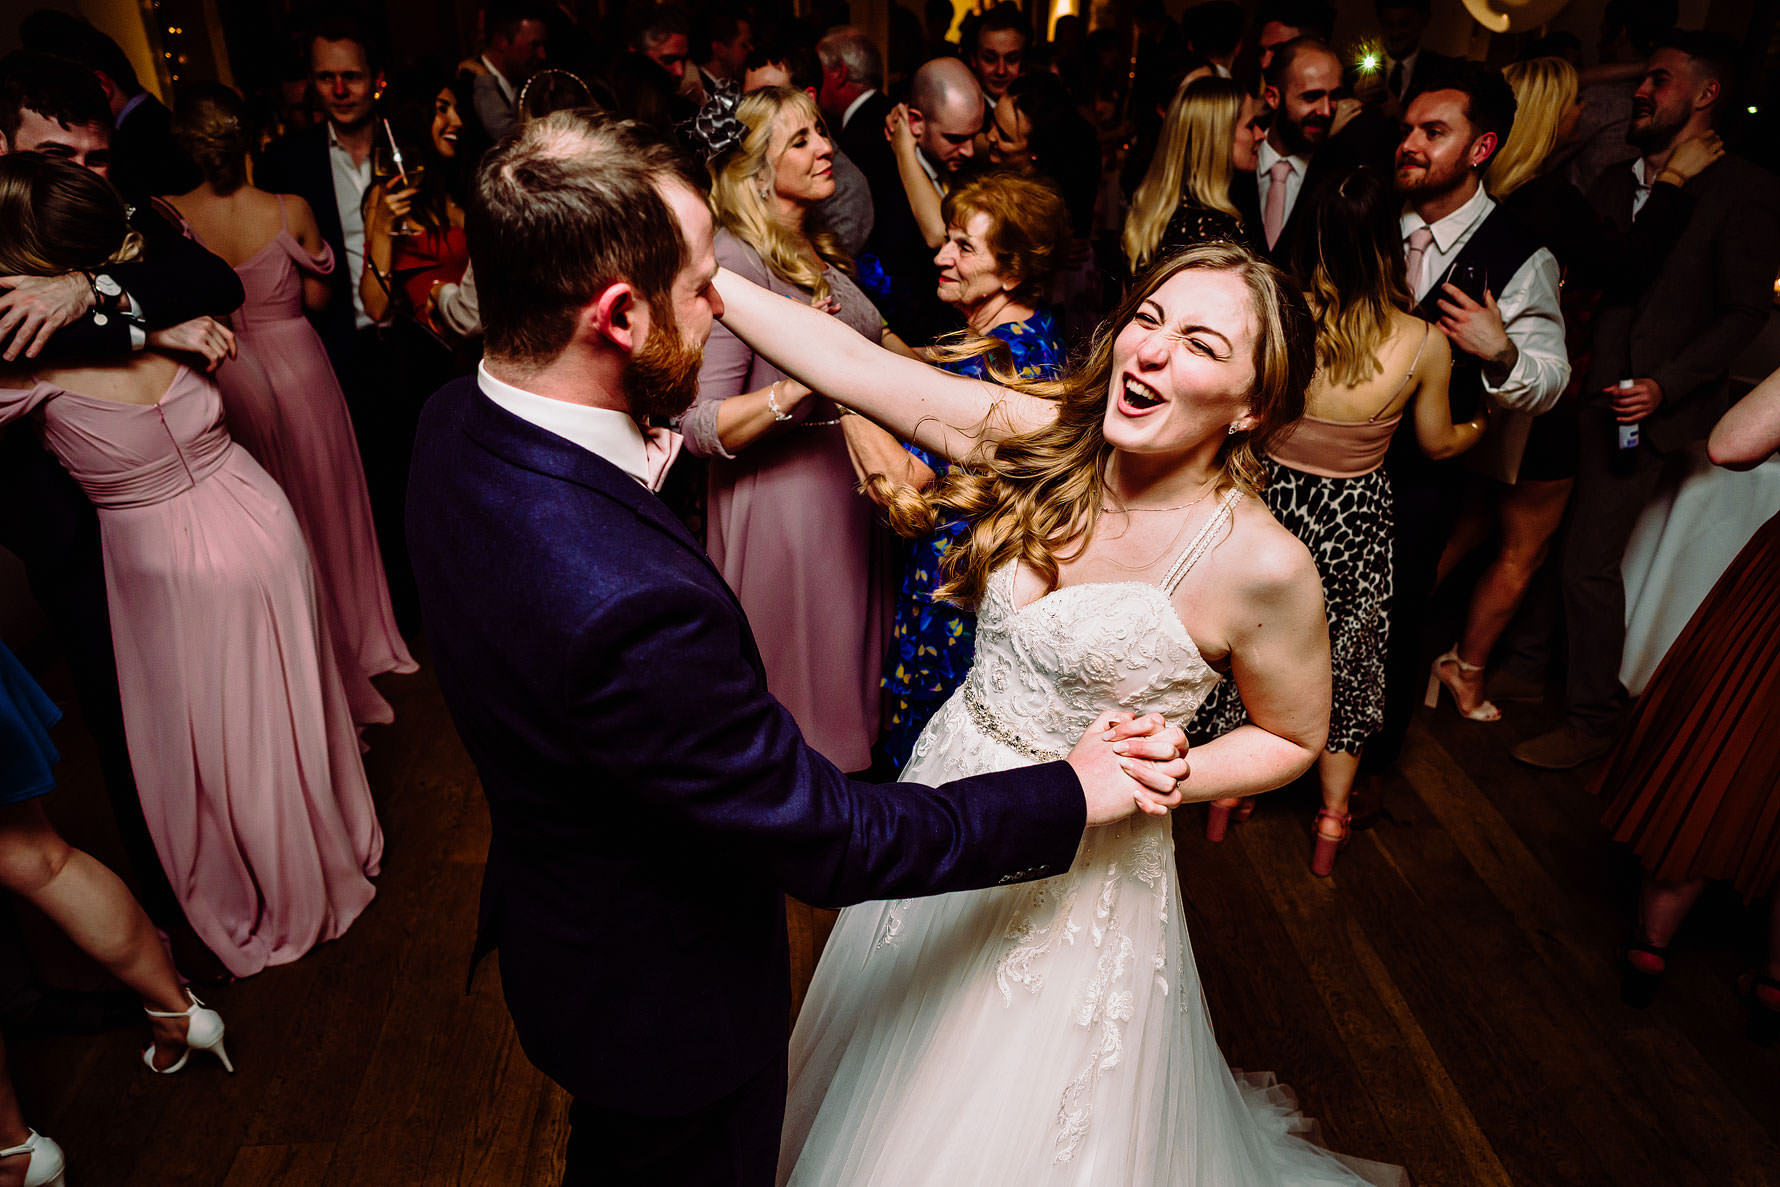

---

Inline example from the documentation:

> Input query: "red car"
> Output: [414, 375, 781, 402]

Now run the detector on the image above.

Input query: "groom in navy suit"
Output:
[407, 111, 1190, 1187]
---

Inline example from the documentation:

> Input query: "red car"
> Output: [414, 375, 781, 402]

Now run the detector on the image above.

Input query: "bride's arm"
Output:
[1173, 523, 1331, 801]
[712, 265, 1058, 462]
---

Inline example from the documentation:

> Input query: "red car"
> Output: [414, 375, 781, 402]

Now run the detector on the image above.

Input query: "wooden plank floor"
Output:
[9, 654, 1779, 1186]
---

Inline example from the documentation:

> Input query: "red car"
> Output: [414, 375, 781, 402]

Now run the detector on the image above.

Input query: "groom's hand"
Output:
[1069, 710, 1190, 827]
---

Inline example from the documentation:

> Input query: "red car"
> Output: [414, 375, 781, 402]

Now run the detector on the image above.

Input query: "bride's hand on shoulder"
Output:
[1069, 710, 1189, 827]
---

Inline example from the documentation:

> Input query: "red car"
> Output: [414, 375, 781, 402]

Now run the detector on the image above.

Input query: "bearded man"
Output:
[1366, 60, 1572, 771]
[403, 111, 1190, 1187]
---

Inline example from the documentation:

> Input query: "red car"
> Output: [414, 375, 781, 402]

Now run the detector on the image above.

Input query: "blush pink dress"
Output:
[0, 367, 383, 978]
[208, 198, 416, 726]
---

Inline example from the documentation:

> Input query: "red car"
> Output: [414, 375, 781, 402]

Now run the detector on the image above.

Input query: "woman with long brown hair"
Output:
[717, 244, 1398, 1183]
[1122, 74, 1266, 274]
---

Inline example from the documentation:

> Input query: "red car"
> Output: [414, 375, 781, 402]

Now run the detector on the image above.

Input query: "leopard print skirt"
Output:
[1193, 461, 1393, 755]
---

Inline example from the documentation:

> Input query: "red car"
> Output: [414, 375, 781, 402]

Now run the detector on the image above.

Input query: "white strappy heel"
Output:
[142, 990, 234, 1075]
[0, 1129, 66, 1187]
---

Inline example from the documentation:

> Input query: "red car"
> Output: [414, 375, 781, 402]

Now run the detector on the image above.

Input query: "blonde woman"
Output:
[1122, 74, 1265, 275]
[1430, 58, 1721, 720]
[716, 242, 1403, 1184]
[681, 87, 915, 773]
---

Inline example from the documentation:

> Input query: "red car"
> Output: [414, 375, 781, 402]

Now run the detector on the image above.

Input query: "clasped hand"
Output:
[1069, 710, 1191, 827]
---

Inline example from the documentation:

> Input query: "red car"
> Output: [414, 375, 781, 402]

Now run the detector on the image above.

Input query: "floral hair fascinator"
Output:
[680, 79, 746, 163]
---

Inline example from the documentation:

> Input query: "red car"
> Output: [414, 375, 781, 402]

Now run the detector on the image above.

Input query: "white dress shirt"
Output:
[1630, 157, 1655, 218]
[480, 55, 518, 109]
[1400, 182, 1570, 415]
[841, 88, 878, 132]
[477, 361, 654, 487]
[328, 122, 374, 330]
[1256, 141, 1311, 232]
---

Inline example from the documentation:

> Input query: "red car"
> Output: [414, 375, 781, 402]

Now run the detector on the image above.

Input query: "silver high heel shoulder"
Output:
[142, 990, 234, 1075]
[0, 1129, 66, 1187]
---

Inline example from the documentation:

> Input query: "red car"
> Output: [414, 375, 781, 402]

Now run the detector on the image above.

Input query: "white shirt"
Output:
[841, 89, 878, 132]
[477, 361, 654, 487]
[1631, 157, 1655, 217]
[916, 148, 944, 196]
[480, 55, 518, 109]
[328, 122, 375, 330]
[1400, 182, 1570, 415]
[1256, 140, 1311, 232]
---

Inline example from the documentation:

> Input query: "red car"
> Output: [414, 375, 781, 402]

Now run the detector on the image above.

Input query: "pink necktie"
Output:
[1404, 225, 1435, 299]
[1262, 159, 1293, 249]
[642, 425, 683, 492]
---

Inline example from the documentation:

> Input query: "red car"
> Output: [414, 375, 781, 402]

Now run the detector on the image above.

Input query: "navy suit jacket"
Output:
[406, 379, 1086, 1113]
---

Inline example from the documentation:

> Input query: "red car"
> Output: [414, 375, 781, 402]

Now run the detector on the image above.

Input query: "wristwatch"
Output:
[86, 271, 124, 316]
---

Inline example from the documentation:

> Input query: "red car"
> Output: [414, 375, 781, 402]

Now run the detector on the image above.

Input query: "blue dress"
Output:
[881, 311, 1066, 771]
[1, 638, 61, 804]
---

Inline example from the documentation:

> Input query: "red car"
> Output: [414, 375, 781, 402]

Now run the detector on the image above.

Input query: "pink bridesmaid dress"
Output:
[208, 196, 416, 726]
[0, 368, 382, 977]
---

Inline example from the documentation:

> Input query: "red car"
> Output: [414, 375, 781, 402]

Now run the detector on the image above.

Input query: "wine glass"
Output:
[373, 140, 423, 236]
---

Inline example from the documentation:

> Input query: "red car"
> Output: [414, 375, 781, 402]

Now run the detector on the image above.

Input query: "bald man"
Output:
[852, 57, 982, 344]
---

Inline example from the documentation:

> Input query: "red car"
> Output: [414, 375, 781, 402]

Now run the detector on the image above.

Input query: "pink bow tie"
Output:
[642, 425, 683, 492]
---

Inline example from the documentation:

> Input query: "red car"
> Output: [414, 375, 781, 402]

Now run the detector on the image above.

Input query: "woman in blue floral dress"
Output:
[874, 174, 1071, 770]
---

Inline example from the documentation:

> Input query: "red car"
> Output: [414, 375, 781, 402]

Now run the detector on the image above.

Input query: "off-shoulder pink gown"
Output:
[0, 367, 383, 977]
[208, 198, 416, 726]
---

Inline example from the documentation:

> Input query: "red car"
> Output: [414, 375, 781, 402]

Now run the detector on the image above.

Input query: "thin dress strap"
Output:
[277, 193, 288, 231]
[1159, 488, 1242, 596]
[1369, 321, 1430, 423]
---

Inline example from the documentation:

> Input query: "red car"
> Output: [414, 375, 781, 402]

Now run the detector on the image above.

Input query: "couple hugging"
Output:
[408, 110, 1399, 1186]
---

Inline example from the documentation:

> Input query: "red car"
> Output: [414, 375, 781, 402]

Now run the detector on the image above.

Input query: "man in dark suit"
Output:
[844, 54, 980, 345]
[817, 25, 893, 210]
[1239, 38, 1378, 262]
[0, 52, 242, 980]
[407, 111, 1190, 1187]
[1513, 32, 1780, 769]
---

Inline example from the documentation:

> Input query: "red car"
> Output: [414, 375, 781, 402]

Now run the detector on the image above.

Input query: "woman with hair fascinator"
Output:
[679, 84, 922, 774]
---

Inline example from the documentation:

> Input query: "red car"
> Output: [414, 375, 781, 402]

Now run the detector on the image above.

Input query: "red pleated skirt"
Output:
[1593, 512, 1780, 901]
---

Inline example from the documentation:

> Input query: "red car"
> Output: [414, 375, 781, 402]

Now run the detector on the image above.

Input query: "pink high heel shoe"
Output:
[1311, 809, 1350, 877]
[1205, 797, 1255, 842]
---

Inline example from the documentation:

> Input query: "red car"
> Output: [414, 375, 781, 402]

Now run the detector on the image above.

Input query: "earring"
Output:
[1227, 423, 1240, 435]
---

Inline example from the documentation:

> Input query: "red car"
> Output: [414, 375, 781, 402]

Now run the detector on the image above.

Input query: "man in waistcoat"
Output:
[1368, 61, 1570, 771]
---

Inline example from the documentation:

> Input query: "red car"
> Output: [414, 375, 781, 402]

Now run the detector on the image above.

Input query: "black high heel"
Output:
[1620, 938, 1668, 1009]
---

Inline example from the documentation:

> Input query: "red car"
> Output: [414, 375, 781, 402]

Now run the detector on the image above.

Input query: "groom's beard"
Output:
[622, 309, 705, 423]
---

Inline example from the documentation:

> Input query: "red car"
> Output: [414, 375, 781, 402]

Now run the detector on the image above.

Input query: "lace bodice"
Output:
[948, 491, 1235, 763]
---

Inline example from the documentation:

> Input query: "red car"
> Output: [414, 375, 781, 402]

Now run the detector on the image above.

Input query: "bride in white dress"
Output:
[714, 242, 1403, 1186]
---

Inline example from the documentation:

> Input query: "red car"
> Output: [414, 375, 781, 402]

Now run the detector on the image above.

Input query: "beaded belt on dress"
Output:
[961, 680, 1067, 763]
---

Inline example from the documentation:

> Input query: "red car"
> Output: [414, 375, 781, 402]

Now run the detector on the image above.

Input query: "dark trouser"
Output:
[0, 429, 185, 930]
[1367, 440, 1464, 770]
[563, 1054, 787, 1187]
[1557, 405, 1670, 735]
[340, 323, 456, 631]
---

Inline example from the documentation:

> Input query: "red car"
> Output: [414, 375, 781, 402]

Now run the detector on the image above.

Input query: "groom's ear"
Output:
[587, 282, 646, 354]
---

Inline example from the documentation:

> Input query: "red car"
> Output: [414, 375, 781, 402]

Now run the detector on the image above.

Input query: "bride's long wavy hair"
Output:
[875, 241, 1316, 609]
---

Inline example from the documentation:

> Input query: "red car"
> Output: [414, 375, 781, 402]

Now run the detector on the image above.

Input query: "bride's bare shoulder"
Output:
[1213, 494, 1319, 601]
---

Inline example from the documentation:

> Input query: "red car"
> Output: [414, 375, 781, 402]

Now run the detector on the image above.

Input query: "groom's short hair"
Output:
[469, 109, 697, 366]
